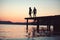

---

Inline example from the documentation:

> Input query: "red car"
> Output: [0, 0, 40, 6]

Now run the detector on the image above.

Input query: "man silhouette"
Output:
[29, 7, 32, 17]
[33, 7, 37, 17]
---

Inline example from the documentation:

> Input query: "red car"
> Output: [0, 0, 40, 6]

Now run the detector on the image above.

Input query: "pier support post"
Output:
[37, 19, 39, 33]
[47, 25, 50, 36]
[47, 25, 50, 31]
[26, 19, 28, 33]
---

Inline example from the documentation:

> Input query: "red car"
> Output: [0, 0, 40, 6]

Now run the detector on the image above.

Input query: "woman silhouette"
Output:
[29, 7, 32, 17]
[33, 7, 37, 17]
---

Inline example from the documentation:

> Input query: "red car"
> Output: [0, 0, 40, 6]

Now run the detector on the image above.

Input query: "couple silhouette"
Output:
[29, 7, 37, 17]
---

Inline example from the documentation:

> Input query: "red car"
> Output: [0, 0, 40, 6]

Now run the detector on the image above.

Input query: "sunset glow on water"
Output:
[0, 24, 54, 38]
[0, 24, 26, 38]
[0, 24, 60, 40]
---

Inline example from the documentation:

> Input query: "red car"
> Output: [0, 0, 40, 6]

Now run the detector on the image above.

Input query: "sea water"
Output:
[0, 24, 60, 40]
[0, 37, 60, 40]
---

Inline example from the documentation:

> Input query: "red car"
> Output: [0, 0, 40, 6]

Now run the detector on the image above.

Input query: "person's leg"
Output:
[29, 14, 31, 17]
[30, 14, 31, 17]
[34, 14, 36, 17]
[34, 14, 35, 17]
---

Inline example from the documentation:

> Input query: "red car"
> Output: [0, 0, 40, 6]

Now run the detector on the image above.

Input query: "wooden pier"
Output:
[25, 15, 60, 35]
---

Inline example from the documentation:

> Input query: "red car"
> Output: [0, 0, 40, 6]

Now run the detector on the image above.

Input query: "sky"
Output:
[0, 0, 60, 22]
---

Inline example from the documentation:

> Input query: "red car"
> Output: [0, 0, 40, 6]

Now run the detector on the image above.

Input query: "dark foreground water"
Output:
[0, 37, 60, 40]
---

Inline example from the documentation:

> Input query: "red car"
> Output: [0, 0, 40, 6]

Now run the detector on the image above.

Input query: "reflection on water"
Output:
[0, 24, 36, 38]
[0, 24, 27, 38]
[0, 24, 60, 40]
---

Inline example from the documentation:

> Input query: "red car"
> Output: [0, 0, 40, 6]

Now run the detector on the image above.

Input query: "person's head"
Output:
[34, 7, 36, 9]
[29, 7, 31, 9]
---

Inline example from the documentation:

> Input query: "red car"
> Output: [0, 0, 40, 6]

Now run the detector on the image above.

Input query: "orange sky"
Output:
[0, 0, 60, 22]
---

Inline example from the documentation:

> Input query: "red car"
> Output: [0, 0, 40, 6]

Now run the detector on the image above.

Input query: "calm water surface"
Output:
[0, 24, 60, 40]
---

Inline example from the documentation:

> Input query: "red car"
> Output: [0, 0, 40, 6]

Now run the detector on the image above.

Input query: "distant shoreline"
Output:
[0, 23, 26, 25]
[0, 21, 27, 25]
[0, 21, 37, 25]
